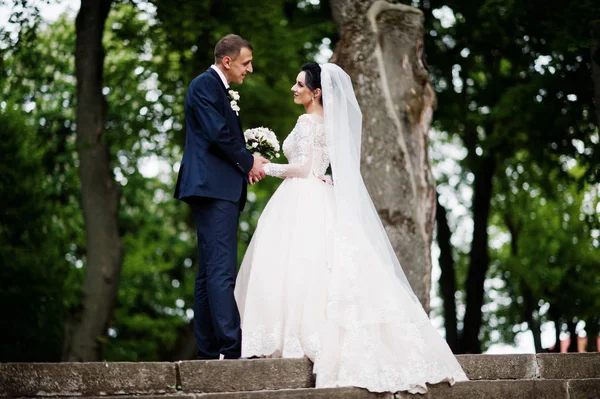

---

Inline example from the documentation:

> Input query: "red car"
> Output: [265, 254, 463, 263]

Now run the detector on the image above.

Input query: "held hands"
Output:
[248, 153, 270, 185]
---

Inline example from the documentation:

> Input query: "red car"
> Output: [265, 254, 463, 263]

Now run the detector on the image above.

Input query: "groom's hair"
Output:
[214, 34, 253, 64]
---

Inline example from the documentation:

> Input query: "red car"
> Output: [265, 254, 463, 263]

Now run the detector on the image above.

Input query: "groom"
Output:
[174, 34, 269, 359]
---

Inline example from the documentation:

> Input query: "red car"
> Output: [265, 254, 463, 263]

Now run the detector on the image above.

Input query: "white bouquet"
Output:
[243, 127, 281, 160]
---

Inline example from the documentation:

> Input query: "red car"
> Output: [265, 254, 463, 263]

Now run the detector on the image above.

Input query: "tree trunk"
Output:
[529, 318, 543, 353]
[162, 323, 197, 361]
[63, 0, 121, 361]
[567, 320, 579, 353]
[504, 214, 542, 353]
[585, 316, 599, 352]
[436, 195, 458, 351]
[552, 319, 562, 352]
[523, 285, 543, 353]
[330, 0, 437, 311]
[459, 154, 495, 353]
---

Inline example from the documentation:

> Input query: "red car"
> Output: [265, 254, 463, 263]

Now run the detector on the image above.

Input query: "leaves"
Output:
[0, 0, 335, 360]
[425, 0, 600, 351]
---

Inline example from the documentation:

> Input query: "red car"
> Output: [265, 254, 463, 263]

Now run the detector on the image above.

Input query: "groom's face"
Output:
[225, 47, 253, 85]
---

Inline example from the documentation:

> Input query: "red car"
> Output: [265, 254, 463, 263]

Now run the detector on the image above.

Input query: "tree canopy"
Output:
[0, 0, 597, 360]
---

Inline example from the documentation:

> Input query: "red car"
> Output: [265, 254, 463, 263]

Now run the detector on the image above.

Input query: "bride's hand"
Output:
[248, 155, 269, 185]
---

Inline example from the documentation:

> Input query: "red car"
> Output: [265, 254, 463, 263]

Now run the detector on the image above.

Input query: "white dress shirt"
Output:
[210, 65, 229, 90]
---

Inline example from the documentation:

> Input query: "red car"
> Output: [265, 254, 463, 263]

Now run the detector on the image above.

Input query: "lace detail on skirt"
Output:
[235, 174, 468, 394]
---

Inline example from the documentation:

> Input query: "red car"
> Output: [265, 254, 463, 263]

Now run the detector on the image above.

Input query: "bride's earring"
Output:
[312, 96, 315, 105]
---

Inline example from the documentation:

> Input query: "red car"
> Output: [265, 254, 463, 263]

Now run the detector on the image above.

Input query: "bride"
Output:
[234, 62, 467, 394]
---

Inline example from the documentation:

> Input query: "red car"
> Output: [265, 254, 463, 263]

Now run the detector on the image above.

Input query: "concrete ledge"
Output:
[12, 380, 598, 399]
[195, 388, 392, 398]
[178, 358, 314, 393]
[567, 379, 600, 399]
[416, 379, 568, 399]
[2, 354, 599, 397]
[0, 362, 177, 397]
[456, 354, 536, 380]
[457, 353, 600, 381]
[195, 380, 575, 398]
[58, 396, 195, 399]
[537, 353, 600, 379]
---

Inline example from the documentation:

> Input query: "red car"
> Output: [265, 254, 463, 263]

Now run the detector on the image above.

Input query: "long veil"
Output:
[320, 63, 421, 324]
[236, 63, 467, 393]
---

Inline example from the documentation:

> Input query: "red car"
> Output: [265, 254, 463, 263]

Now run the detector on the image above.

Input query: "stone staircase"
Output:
[1, 353, 599, 398]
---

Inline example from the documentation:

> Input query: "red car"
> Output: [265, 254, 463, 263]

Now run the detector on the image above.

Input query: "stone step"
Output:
[178, 358, 313, 393]
[194, 379, 600, 398]
[0, 362, 177, 397]
[1, 353, 599, 397]
[458, 353, 600, 380]
[18, 379, 600, 399]
[197, 379, 600, 398]
[178, 354, 600, 393]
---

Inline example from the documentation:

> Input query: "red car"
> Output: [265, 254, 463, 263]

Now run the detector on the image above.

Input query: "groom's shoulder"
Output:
[187, 69, 219, 93]
[192, 69, 219, 86]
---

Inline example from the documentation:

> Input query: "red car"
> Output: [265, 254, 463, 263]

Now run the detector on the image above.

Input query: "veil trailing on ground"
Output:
[319, 63, 420, 320]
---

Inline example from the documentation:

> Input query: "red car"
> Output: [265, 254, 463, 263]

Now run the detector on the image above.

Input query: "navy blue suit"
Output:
[174, 68, 253, 359]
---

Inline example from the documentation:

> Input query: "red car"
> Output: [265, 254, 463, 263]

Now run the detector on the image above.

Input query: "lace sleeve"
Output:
[264, 118, 314, 179]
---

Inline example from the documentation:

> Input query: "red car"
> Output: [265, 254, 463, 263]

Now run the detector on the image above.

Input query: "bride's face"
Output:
[291, 71, 313, 106]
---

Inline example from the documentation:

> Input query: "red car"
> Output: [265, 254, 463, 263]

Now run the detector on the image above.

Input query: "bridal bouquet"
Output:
[244, 127, 281, 160]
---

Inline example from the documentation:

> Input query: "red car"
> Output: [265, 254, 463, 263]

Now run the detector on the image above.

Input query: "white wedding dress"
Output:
[235, 64, 467, 394]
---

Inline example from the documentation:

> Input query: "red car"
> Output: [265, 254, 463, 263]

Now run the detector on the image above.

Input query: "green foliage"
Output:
[423, 0, 599, 351]
[100, 0, 335, 360]
[488, 157, 600, 347]
[0, 9, 85, 360]
[0, 106, 77, 361]
[2, 0, 597, 359]
[0, 0, 334, 361]
[426, 0, 598, 174]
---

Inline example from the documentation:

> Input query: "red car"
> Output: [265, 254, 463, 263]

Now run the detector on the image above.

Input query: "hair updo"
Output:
[301, 62, 322, 105]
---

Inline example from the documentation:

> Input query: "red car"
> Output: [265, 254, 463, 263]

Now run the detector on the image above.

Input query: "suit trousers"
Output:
[189, 197, 241, 359]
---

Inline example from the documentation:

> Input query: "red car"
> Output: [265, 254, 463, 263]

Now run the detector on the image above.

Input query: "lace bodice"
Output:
[264, 114, 330, 180]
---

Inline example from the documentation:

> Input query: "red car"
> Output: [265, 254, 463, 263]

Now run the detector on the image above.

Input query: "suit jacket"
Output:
[174, 68, 254, 210]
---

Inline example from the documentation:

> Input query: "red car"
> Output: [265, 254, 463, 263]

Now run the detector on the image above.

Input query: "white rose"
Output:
[252, 142, 258, 148]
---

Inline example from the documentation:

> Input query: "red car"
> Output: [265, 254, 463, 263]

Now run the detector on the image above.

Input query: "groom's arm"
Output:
[191, 78, 254, 174]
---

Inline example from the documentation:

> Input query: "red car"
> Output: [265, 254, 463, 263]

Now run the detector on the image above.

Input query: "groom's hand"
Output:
[248, 154, 269, 185]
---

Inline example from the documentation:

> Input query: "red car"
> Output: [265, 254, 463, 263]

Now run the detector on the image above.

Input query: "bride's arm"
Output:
[264, 118, 313, 179]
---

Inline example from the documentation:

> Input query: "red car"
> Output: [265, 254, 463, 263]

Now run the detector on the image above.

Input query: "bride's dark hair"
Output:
[301, 62, 322, 105]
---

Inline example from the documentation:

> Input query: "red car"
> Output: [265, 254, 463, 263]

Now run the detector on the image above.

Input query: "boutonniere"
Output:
[228, 89, 241, 114]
